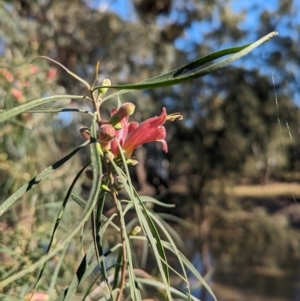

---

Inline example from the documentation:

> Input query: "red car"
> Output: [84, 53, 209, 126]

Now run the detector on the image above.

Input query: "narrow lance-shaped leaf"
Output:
[59, 114, 103, 301]
[0, 95, 89, 123]
[110, 158, 172, 300]
[15, 107, 93, 115]
[100, 32, 278, 101]
[0, 140, 89, 216]
[109, 160, 142, 301]
[136, 278, 201, 301]
[32, 56, 91, 90]
[55, 243, 122, 301]
[33, 162, 90, 292]
[0, 116, 102, 289]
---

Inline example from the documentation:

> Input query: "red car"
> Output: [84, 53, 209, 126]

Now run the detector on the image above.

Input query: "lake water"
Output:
[185, 250, 300, 301]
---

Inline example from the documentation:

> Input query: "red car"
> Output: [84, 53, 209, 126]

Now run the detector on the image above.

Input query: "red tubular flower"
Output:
[122, 108, 168, 158]
[110, 116, 130, 156]
[79, 103, 182, 161]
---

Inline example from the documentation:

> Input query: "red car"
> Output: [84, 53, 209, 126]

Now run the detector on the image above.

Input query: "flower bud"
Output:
[130, 226, 142, 236]
[99, 124, 116, 142]
[98, 78, 111, 97]
[101, 184, 110, 192]
[99, 124, 115, 151]
[109, 102, 135, 125]
[126, 157, 139, 165]
[99, 124, 115, 142]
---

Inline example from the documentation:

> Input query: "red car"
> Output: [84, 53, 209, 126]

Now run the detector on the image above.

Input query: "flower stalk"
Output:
[84, 73, 182, 300]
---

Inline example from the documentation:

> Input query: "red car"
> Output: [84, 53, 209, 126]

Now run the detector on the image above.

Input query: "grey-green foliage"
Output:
[3, 0, 298, 161]
[0, 1, 299, 293]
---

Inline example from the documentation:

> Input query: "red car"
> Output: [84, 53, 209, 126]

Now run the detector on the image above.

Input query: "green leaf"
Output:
[56, 114, 103, 301]
[56, 244, 95, 301]
[162, 241, 217, 301]
[97, 289, 120, 301]
[0, 116, 101, 290]
[23, 107, 93, 115]
[34, 163, 90, 292]
[48, 246, 68, 296]
[0, 95, 89, 123]
[92, 190, 113, 298]
[100, 31, 278, 101]
[136, 278, 201, 301]
[71, 193, 120, 232]
[108, 162, 142, 301]
[32, 56, 91, 90]
[55, 243, 122, 301]
[0, 141, 89, 216]
[71, 192, 89, 208]
[110, 159, 172, 300]
[157, 212, 193, 229]
[146, 211, 190, 298]
[139, 196, 175, 208]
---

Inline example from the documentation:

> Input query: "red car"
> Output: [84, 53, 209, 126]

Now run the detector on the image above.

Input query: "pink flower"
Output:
[110, 115, 137, 157]
[110, 107, 181, 159]
[122, 108, 168, 158]
[79, 104, 182, 161]
[11, 88, 25, 102]
[47, 67, 57, 79]
[25, 291, 49, 301]
[0, 68, 14, 82]
[29, 65, 39, 74]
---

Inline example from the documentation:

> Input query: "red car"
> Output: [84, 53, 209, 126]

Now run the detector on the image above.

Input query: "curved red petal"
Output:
[123, 108, 168, 157]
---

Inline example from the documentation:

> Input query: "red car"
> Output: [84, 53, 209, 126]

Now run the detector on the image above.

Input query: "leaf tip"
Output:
[269, 31, 279, 38]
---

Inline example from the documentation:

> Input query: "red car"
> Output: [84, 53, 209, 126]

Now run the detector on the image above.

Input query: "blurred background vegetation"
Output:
[1, 0, 300, 300]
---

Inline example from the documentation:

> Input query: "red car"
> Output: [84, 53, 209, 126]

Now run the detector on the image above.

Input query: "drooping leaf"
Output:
[110, 158, 172, 300]
[56, 114, 104, 301]
[0, 95, 89, 123]
[0, 116, 102, 290]
[55, 243, 122, 301]
[0, 141, 89, 216]
[136, 278, 201, 301]
[32, 56, 91, 90]
[100, 32, 278, 102]
[34, 163, 90, 292]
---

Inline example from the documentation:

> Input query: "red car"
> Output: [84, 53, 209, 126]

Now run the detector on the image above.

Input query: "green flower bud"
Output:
[109, 102, 135, 125]
[98, 79, 111, 96]
[130, 226, 141, 236]
[126, 157, 139, 165]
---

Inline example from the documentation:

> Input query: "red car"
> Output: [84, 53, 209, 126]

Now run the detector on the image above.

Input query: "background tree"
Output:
[1, 0, 300, 299]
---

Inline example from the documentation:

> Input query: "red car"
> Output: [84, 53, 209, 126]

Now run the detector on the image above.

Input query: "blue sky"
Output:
[86, 0, 286, 55]
[85, 0, 300, 104]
